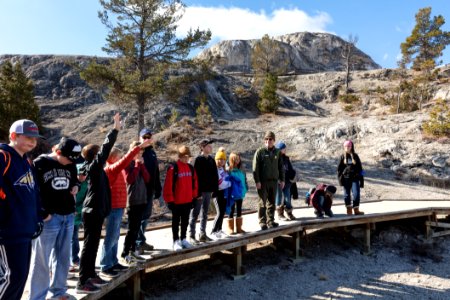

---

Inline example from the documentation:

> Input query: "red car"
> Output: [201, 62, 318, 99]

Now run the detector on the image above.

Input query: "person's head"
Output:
[53, 137, 82, 165]
[107, 147, 123, 164]
[199, 138, 213, 155]
[275, 141, 287, 155]
[139, 128, 153, 144]
[215, 147, 227, 167]
[130, 141, 143, 160]
[264, 131, 276, 149]
[325, 185, 337, 198]
[178, 145, 191, 163]
[228, 152, 241, 170]
[343, 140, 354, 154]
[8, 119, 44, 156]
[81, 144, 100, 163]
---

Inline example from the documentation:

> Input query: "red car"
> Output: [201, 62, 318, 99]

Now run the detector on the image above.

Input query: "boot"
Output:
[346, 206, 353, 215]
[276, 206, 287, 221]
[226, 218, 235, 235]
[285, 208, 296, 221]
[353, 207, 365, 215]
[235, 217, 246, 234]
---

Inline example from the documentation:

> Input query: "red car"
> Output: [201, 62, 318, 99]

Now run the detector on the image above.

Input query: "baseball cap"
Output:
[325, 185, 337, 194]
[139, 128, 152, 138]
[9, 119, 45, 139]
[57, 137, 82, 162]
[199, 138, 214, 148]
[275, 141, 286, 150]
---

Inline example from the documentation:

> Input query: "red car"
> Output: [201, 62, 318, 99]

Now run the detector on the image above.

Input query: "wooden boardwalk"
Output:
[26, 200, 450, 300]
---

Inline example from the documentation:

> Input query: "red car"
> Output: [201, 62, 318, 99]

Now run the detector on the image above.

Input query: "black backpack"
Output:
[169, 162, 195, 194]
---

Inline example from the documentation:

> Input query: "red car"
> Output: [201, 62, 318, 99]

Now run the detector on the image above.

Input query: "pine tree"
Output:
[0, 61, 41, 141]
[80, 0, 211, 133]
[400, 7, 450, 72]
[257, 73, 279, 113]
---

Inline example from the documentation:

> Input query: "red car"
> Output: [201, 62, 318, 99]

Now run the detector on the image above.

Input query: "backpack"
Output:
[169, 162, 195, 194]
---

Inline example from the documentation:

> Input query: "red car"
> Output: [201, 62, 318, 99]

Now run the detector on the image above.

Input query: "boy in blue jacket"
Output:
[0, 119, 45, 300]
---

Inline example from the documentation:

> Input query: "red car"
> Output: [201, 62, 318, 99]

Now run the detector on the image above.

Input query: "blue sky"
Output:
[0, 0, 449, 68]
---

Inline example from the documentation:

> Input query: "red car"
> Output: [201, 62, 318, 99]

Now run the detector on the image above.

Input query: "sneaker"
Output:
[112, 263, 129, 272]
[120, 255, 137, 267]
[188, 235, 200, 245]
[138, 242, 154, 252]
[267, 222, 279, 228]
[130, 251, 146, 263]
[198, 232, 212, 242]
[209, 232, 221, 241]
[181, 239, 193, 249]
[324, 209, 334, 218]
[47, 293, 75, 300]
[217, 230, 230, 239]
[76, 281, 100, 294]
[88, 276, 109, 287]
[314, 210, 324, 219]
[173, 240, 183, 251]
[260, 224, 268, 230]
[100, 268, 120, 278]
[69, 263, 79, 273]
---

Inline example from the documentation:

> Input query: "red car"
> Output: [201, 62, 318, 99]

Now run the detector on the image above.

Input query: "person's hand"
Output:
[78, 174, 87, 182]
[44, 214, 52, 222]
[279, 181, 285, 190]
[70, 186, 79, 196]
[167, 202, 175, 211]
[135, 157, 144, 164]
[256, 182, 261, 190]
[140, 138, 153, 148]
[113, 112, 121, 131]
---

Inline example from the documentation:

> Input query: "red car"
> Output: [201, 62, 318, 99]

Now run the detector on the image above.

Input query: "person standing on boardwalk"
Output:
[189, 139, 218, 244]
[0, 120, 45, 300]
[275, 141, 296, 221]
[135, 128, 162, 254]
[337, 140, 365, 215]
[28, 137, 81, 300]
[76, 113, 121, 294]
[252, 131, 285, 230]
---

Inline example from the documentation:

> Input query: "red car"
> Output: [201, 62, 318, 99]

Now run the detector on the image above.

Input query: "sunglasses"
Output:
[265, 138, 274, 141]
[142, 134, 152, 139]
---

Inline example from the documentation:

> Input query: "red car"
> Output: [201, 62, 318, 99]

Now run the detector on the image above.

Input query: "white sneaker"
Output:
[181, 239, 193, 249]
[173, 240, 183, 251]
[218, 230, 230, 239]
[210, 232, 220, 241]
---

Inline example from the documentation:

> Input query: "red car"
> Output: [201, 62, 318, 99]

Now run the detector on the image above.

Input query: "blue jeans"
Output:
[275, 182, 293, 209]
[100, 208, 124, 271]
[136, 196, 153, 247]
[343, 181, 361, 208]
[28, 213, 74, 300]
[71, 223, 80, 265]
[189, 192, 212, 237]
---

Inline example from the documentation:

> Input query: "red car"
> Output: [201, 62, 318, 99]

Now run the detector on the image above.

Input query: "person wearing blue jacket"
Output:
[225, 152, 248, 235]
[0, 119, 45, 300]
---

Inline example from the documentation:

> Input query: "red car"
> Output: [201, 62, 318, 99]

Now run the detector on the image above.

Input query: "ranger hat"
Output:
[264, 131, 275, 140]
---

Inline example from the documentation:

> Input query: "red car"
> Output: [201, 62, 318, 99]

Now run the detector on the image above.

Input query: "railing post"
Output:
[288, 230, 304, 263]
[232, 246, 246, 280]
[131, 270, 143, 300]
[363, 223, 371, 255]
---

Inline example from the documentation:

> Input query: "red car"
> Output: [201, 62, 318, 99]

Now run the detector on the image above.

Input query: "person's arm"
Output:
[162, 165, 175, 203]
[192, 169, 198, 200]
[96, 113, 120, 166]
[140, 163, 151, 184]
[278, 151, 285, 186]
[105, 146, 141, 176]
[124, 162, 139, 184]
[252, 149, 261, 187]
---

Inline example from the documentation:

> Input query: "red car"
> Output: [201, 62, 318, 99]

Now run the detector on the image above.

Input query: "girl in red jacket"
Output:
[163, 146, 198, 251]
[99, 138, 152, 277]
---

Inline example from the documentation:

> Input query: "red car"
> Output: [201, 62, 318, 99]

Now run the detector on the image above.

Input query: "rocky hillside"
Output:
[197, 32, 381, 74]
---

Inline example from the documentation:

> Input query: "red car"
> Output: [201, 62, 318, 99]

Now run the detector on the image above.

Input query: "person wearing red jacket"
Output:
[99, 138, 152, 277]
[163, 146, 198, 251]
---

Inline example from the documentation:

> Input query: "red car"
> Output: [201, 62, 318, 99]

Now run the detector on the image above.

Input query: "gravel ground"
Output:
[136, 221, 450, 300]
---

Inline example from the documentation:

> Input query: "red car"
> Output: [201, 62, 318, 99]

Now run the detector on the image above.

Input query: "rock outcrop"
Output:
[197, 32, 381, 74]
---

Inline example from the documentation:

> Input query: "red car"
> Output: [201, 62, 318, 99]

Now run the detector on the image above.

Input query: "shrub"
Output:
[168, 108, 179, 125]
[195, 94, 213, 128]
[422, 99, 450, 137]
[338, 94, 361, 104]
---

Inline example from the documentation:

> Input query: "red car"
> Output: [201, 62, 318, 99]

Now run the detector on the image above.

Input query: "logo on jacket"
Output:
[51, 177, 70, 190]
[14, 171, 36, 190]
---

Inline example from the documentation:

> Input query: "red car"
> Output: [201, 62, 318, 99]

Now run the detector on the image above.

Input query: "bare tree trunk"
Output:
[396, 89, 401, 114]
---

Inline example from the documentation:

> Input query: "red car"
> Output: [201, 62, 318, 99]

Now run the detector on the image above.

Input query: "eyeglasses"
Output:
[142, 135, 152, 140]
[264, 138, 274, 141]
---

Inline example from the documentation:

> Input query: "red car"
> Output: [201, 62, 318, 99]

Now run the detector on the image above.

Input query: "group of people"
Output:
[0, 117, 365, 300]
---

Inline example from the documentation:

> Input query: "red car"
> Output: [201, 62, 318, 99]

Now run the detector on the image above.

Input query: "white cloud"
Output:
[383, 53, 389, 60]
[176, 6, 332, 41]
[395, 26, 402, 32]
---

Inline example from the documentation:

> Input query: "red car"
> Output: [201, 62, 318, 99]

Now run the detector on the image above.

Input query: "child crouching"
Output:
[163, 146, 198, 251]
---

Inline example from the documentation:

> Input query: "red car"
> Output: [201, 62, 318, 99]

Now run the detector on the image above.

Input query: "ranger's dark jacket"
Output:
[142, 146, 162, 199]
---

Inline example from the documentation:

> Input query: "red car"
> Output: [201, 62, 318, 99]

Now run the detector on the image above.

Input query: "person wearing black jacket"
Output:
[337, 140, 365, 216]
[29, 137, 81, 300]
[135, 128, 162, 254]
[76, 113, 120, 294]
[189, 139, 218, 244]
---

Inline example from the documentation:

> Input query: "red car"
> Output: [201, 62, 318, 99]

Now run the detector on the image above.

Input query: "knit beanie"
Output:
[343, 140, 353, 148]
[215, 147, 227, 160]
